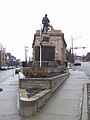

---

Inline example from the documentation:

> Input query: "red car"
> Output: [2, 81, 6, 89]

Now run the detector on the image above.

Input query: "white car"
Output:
[1, 66, 8, 70]
[74, 60, 81, 66]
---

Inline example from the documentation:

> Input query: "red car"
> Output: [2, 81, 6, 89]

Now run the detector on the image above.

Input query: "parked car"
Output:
[8, 66, 13, 69]
[1, 66, 8, 70]
[15, 67, 21, 74]
[74, 60, 81, 66]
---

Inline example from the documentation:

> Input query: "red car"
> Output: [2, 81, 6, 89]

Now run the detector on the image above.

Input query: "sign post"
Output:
[13, 56, 16, 77]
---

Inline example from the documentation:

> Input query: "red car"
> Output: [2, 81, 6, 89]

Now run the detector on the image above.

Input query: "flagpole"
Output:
[40, 25, 42, 68]
[40, 44, 41, 68]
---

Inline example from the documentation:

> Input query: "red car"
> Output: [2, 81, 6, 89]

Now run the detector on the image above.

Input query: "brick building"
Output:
[86, 52, 90, 61]
[6, 53, 12, 66]
[0, 43, 18, 69]
[0, 44, 6, 69]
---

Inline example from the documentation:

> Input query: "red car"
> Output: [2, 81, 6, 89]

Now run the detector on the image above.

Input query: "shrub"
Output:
[23, 67, 32, 77]
[23, 67, 48, 78]
[34, 68, 48, 77]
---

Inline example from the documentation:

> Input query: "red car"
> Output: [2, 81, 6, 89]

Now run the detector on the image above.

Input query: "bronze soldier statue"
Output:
[42, 14, 50, 33]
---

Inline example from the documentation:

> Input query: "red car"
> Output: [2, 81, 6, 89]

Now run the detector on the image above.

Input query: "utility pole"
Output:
[71, 36, 74, 63]
[24, 46, 28, 63]
[71, 36, 82, 63]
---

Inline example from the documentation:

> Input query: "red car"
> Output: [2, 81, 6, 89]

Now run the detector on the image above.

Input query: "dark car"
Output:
[15, 67, 21, 74]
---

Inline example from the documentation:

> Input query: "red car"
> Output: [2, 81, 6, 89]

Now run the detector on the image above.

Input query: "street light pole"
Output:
[71, 36, 82, 63]
[71, 36, 74, 63]
[24, 46, 29, 63]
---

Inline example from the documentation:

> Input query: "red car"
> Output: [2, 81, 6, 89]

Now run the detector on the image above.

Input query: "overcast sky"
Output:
[0, 0, 90, 61]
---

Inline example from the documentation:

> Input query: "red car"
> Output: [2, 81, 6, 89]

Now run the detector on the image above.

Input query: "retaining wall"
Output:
[20, 89, 51, 117]
[19, 72, 69, 117]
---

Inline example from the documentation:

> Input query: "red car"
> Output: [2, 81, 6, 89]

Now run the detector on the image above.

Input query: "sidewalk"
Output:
[0, 69, 89, 120]
[22, 69, 88, 120]
[0, 75, 21, 120]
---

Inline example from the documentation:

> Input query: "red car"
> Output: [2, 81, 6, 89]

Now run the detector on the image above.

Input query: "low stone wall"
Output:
[19, 72, 69, 92]
[19, 78, 50, 90]
[19, 72, 69, 117]
[50, 73, 69, 93]
[20, 89, 51, 117]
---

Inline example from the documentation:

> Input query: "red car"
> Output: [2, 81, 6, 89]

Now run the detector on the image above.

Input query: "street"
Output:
[75, 61, 90, 80]
[0, 69, 14, 82]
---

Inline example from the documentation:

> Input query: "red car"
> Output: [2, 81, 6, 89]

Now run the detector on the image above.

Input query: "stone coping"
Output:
[20, 89, 51, 102]
[20, 72, 69, 81]
[19, 88, 51, 117]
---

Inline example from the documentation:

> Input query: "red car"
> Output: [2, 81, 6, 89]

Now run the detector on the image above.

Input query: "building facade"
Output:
[0, 43, 18, 70]
[32, 27, 67, 66]
[0, 44, 6, 69]
[86, 52, 90, 61]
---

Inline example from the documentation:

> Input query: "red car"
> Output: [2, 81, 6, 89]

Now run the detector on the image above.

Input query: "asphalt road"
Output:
[75, 61, 90, 80]
[0, 69, 15, 82]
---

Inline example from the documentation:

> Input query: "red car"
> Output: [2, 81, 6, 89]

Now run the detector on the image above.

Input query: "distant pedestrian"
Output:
[65, 60, 67, 67]
[0, 88, 3, 92]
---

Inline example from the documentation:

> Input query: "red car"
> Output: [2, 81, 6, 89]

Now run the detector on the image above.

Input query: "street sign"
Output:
[13, 56, 16, 61]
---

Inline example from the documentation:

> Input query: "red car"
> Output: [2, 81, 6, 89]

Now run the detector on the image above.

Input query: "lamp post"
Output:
[71, 36, 82, 63]
[24, 46, 29, 63]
